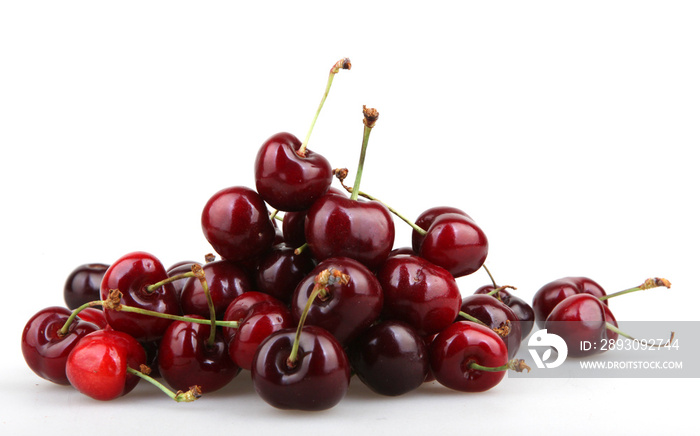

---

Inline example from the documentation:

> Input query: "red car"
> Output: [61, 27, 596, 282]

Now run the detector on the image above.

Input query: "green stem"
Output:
[127, 366, 201, 402]
[146, 271, 196, 293]
[298, 58, 351, 155]
[194, 265, 218, 346]
[598, 277, 671, 301]
[469, 358, 531, 373]
[350, 125, 373, 201]
[482, 264, 497, 288]
[58, 300, 103, 336]
[117, 304, 238, 328]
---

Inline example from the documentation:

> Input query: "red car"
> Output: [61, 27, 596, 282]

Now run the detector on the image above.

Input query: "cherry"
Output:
[254, 59, 350, 212]
[201, 186, 276, 262]
[281, 187, 346, 247]
[228, 301, 293, 371]
[167, 260, 201, 301]
[532, 277, 609, 329]
[251, 325, 350, 411]
[304, 107, 395, 271]
[21, 306, 100, 385]
[291, 258, 383, 345]
[157, 315, 239, 393]
[458, 294, 522, 358]
[418, 212, 488, 278]
[474, 285, 535, 341]
[179, 259, 254, 319]
[66, 329, 146, 401]
[411, 206, 470, 253]
[100, 251, 180, 342]
[63, 263, 109, 309]
[255, 243, 316, 304]
[348, 320, 429, 396]
[544, 293, 619, 357]
[430, 321, 525, 392]
[76, 307, 110, 330]
[377, 254, 461, 337]
[222, 291, 282, 344]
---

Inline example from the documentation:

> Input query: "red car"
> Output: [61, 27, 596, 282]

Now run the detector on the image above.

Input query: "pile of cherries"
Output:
[21, 59, 671, 411]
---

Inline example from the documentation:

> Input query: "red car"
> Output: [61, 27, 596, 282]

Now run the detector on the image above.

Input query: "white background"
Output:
[1, 1, 698, 435]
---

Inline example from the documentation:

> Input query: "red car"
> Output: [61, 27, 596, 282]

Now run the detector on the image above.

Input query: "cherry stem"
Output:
[298, 57, 352, 156]
[127, 365, 202, 402]
[191, 264, 217, 346]
[103, 289, 239, 328]
[145, 271, 196, 293]
[294, 242, 308, 255]
[334, 168, 427, 235]
[482, 264, 498, 288]
[458, 311, 488, 327]
[286, 268, 350, 368]
[350, 106, 379, 202]
[485, 285, 517, 299]
[598, 278, 671, 301]
[469, 359, 531, 373]
[605, 323, 676, 348]
[58, 300, 104, 337]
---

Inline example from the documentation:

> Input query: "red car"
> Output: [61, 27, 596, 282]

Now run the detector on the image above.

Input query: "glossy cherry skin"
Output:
[291, 257, 383, 345]
[166, 260, 201, 302]
[475, 285, 535, 341]
[201, 186, 276, 262]
[544, 293, 619, 357]
[222, 292, 282, 343]
[21, 306, 100, 385]
[251, 326, 351, 411]
[532, 277, 608, 329]
[418, 213, 488, 278]
[64, 263, 109, 309]
[229, 302, 293, 371]
[100, 251, 180, 342]
[378, 254, 461, 337]
[429, 321, 508, 392]
[66, 329, 146, 401]
[180, 259, 254, 319]
[348, 320, 429, 396]
[254, 132, 333, 212]
[255, 243, 316, 304]
[158, 316, 239, 393]
[305, 194, 395, 271]
[77, 307, 110, 330]
[281, 188, 346, 247]
[459, 294, 522, 359]
[411, 206, 470, 252]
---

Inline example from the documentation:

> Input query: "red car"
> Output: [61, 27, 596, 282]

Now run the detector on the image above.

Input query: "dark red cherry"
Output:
[418, 213, 488, 278]
[254, 132, 333, 212]
[459, 294, 522, 359]
[229, 302, 293, 371]
[158, 316, 239, 393]
[378, 254, 461, 337]
[66, 329, 146, 401]
[222, 292, 282, 344]
[21, 306, 100, 385]
[411, 206, 470, 252]
[348, 320, 429, 396]
[179, 259, 254, 319]
[281, 188, 346, 247]
[201, 186, 276, 262]
[474, 285, 535, 341]
[544, 293, 619, 357]
[100, 251, 180, 342]
[532, 277, 608, 329]
[64, 263, 109, 309]
[166, 260, 201, 302]
[429, 321, 508, 392]
[255, 244, 316, 304]
[251, 326, 351, 411]
[305, 194, 395, 271]
[291, 257, 383, 345]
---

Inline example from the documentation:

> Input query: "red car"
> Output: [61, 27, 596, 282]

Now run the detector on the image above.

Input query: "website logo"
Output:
[528, 329, 568, 369]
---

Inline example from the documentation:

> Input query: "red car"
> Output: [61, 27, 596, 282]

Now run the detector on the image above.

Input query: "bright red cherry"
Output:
[459, 294, 522, 359]
[64, 263, 109, 309]
[254, 132, 333, 212]
[429, 321, 509, 392]
[544, 293, 619, 357]
[291, 258, 383, 345]
[222, 291, 282, 344]
[251, 326, 351, 411]
[229, 301, 293, 371]
[66, 329, 146, 401]
[201, 186, 276, 262]
[21, 306, 100, 385]
[418, 213, 488, 278]
[157, 316, 239, 393]
[378, 254, 461, 337]
[100, 251, 180, 342]
[411, 206, 470, 253]
[179, 259, 254, 319]
[348, 320, 429, 396]
[77, 307, 110, 330]
[532, 277, 608, 329]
